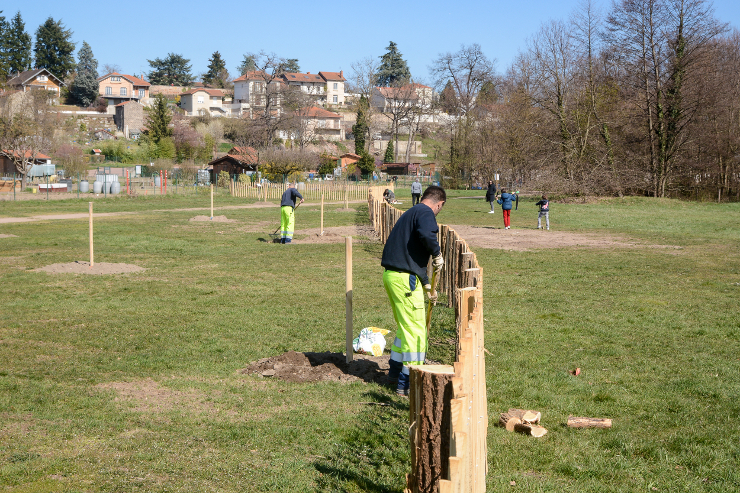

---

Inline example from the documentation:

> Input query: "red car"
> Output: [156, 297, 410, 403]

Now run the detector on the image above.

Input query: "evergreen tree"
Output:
[439, 80, 458, 114]
[146, 94, 173, 144]
[7, 12, 32, 75]
[384, 140, 394, 163]
[352, 95, 370, 154]
[279, 58, 300, 73]
[477, 80, 498, 106]
[236, 54, 256, 75]
[357, 152, 376, 176]
[203, 51, 226, 87]
[147, 53, 193, 86]
[377, 42, 411, 86]
[70, 41, 98, 107]
[34, 17, 76, 79]
[0, 12, 9, 81]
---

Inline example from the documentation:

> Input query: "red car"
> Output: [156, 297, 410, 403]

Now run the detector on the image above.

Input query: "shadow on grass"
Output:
[314, 389, 410, 493]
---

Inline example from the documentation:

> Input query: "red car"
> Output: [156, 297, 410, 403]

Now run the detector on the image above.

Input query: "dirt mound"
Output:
[36, 261, 145, 275]
[240, 351, 389, 384]
[291, 225, 379, 245]
[189, 215, 236, 222]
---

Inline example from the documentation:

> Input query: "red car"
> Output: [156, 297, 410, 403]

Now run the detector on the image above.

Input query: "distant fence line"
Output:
[368, 189, 488, 493]
[231, 181, 381, 202]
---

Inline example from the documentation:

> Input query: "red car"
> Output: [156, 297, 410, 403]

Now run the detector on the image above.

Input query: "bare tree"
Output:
[259, 147, 317, 180]
[0, 90, 56, 188]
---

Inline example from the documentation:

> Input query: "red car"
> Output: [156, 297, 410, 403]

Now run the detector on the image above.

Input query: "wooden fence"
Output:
[231, 181, 377, 202]
[368, 189, 488, 493]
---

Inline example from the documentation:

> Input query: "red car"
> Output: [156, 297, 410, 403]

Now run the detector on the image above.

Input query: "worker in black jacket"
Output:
[485, 180, 497, 213]
[380, 185, 446, 396]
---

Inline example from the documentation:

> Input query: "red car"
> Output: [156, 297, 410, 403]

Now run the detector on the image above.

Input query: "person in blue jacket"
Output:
[496, 189, 518, 229]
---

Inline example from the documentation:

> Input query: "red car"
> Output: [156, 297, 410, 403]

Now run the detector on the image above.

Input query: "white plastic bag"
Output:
[352, 327, 389, 356]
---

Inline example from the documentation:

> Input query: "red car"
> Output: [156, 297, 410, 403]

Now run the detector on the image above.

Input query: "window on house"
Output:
[37, 75, 48, 82]
[333, 95, 338, 104]
[120, 87, 127, 96]
[318, 119, 326, 128]
[197, 97, 204, 104]
[139, 89, 145, 98]
[333, 82, 338, 90]
[105, 87, 112, 95]
[111, 76, 121, 82]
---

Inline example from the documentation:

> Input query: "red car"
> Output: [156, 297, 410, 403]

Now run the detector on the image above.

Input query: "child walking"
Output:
[496, 189, 518, 229]
[535, 195, 550, 230]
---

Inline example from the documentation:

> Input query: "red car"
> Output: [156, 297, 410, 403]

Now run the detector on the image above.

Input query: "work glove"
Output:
[424, 284, 438, 303]
[432, 253, 444, 272]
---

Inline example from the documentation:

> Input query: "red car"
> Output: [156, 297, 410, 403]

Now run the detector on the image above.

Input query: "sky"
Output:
[11, 0, 740, 87]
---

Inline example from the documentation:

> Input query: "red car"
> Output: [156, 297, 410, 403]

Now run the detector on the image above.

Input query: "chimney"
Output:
[340, 70, 343, 77]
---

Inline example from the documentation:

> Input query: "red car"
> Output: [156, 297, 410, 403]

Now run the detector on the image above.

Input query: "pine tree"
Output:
[357, 152, 376, 176]
[70, 41, 98, 107]
[352, 95, 370, 155]
[377, 42, 411, 87]
[34, 17, 76, 79]
[0, 12, 9, 81]
[439, 81, 458, 114]
[384, 140, 394, 163]
[279, 58, 300, 73]
[203, 51, 226, 87]
[477, 80, 498, 106]
[146, 94, 173, 144]
[147, 53, 193, 86]
[236, 54, 256, 75]
[7, 12, 32, 75]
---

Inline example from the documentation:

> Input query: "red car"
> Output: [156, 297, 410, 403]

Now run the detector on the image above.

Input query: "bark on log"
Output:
[513, 423, 548, 437]
[498, 413, 522, 432]
[506, 408, 541, 424]
[567, 416, 612, 429]
[408, 365, 455, 493]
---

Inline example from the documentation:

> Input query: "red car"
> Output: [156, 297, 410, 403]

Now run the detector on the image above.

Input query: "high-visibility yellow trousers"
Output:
[280, 206, 295, 243]
[383, 269, 426, 377]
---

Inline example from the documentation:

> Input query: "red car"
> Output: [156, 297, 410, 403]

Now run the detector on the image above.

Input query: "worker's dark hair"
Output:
[421, 185, 446, 203]
[542, 194, 548, 200]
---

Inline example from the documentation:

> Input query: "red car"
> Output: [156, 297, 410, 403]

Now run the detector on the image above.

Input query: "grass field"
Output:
[1, 190, 739, 492]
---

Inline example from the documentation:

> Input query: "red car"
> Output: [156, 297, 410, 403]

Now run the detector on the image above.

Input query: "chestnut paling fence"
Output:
[230, 181, 373, 202]
[368, 188, 488, 493]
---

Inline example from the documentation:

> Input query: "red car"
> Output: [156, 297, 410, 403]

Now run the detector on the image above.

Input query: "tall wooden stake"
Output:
[320, 193, 324, 235]
[210, 184, 214, 219]
[89, 202, 94, 268]
[345, 236, 353, 363]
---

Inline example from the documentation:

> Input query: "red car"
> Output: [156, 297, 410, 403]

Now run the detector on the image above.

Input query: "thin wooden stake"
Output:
[320, 193, 324, 235]
[346, 236, 353, 363]
[89, 202, 94, 268]
[210, 183, 214, 219]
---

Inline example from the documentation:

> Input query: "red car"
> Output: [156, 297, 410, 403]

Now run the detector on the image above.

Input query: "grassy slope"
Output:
[1, 192, 739, 492]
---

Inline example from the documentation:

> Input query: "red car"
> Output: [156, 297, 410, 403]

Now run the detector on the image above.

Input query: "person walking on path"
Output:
[485, 180, 497, 213]
[497, 189, 518, 229]
[535, 194, 550, 230]
[411, 178, 422, 206]
[381, 186, 446, 396]
[279, 183, 304, 244]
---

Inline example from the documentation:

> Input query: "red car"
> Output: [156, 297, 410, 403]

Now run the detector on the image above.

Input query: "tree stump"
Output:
[406, 364, 455, 493]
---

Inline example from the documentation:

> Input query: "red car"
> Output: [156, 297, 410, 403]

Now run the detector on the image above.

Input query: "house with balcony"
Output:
[97, 73, 151, 114]
[278, 106, 344, 144]
[6, 69, 64, 102]
[318, 71, 346, 106]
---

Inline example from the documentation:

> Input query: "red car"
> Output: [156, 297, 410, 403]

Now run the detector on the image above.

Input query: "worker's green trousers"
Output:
[383, 269, 426, 376]
[280, 206, 295, 243]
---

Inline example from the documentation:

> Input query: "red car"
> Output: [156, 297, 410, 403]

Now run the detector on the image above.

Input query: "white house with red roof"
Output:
[179, 88, 227, 116]
[97, 72, 151, 114]
[278, 106, 344, 144]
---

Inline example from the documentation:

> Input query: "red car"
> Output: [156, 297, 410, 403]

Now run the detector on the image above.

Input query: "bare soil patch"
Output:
[96, 378, 220, 415]
[240, 351, 389, 384]
[447, 225, 681, 252]
[291, 224, 379, 245]
[36, 261, 145, 275]
[189, 215, 236, 223]
[0, 234, 17, 238]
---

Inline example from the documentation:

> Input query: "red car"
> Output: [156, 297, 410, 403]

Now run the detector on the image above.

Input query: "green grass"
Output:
[1, 193, 739, 491]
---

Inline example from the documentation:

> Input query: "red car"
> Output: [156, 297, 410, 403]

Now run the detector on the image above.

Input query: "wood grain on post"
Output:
[567, 416, 612, 429]
[320, 193, 324, 235]
[89, 202, 94, 268]
[407, 365, 454, 493]
[345, 236, 353, 363]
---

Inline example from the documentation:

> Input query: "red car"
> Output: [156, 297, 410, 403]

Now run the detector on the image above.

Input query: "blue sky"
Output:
[12, 0, 740, 86]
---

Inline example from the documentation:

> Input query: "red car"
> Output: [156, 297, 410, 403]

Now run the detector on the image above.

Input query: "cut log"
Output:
[567, 416, 612, 429]
[513, 423, 548, 437]
[507, 408, 541, 425]
[407, 365, 455, 493]
[498, 413, 522, 432]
